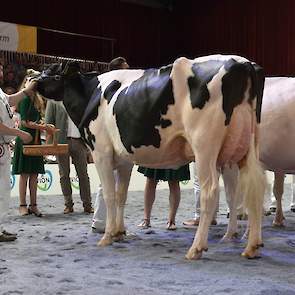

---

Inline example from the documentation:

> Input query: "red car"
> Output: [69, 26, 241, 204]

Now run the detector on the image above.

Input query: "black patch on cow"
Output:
[112, 66, 174, 153]
[222, 59, 249, 125]
[79, 127, 96, 150]
[252, 64, 265, 123]
[79, 84, 102, 129]
[63, 75, 99, 128]
[188, 60, 225, 109]
[104, 80, 122, 104]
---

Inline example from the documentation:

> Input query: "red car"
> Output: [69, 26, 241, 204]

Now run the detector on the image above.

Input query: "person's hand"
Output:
[23, 80, 37, 95]
[19, 130, 32, 144]
[44, 124, 56, 135]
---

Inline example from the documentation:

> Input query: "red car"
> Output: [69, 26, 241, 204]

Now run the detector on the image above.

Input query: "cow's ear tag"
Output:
[63, 61, 80, 76]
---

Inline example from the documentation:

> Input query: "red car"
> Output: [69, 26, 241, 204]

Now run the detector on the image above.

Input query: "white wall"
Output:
[10, 163, 290, 196]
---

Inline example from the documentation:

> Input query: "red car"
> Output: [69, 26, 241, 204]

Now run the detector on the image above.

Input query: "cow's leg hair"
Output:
[272, 172, 285, 227]
[112, 164, 133, 241]
[240, 135, 265, 258]
[221, 165, 240, 242]
[186, 159, 220, 260]
[94, 155, 117, 247]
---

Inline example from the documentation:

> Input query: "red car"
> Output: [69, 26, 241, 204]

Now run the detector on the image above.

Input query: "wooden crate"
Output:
[23, 128, 68, 156]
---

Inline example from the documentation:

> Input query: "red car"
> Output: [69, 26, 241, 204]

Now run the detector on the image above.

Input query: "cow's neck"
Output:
[62, 75, 99, 128]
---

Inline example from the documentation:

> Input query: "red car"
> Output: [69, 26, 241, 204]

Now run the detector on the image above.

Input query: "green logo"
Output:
[180, 180, 189, 185]
[37, 170, 53, 191]
[71, 175, 80, 190]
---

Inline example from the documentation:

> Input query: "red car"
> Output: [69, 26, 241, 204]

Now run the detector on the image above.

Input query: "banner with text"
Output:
[0, 21, 37, 53]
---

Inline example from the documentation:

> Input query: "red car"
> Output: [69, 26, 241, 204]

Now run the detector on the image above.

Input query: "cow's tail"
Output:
[238, 133, 266, 246]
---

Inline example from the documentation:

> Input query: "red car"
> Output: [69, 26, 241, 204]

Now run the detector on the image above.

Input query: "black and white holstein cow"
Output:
[34, 55, 265, 260]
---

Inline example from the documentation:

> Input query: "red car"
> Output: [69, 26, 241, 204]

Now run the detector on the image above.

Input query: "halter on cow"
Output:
[33, 54, 266, 260]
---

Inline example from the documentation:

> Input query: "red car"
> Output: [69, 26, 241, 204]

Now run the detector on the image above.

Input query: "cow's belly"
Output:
[217, 104, 252, 167]
[259, 106, 295, 173]
[259, 78, 295, 173]
[128, 136, 194, 169]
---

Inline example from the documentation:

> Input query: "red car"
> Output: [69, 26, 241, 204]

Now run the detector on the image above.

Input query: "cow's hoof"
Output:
[241, 243, 263, 259]
[241, 249, 260, 259]
[112, 231, 126, 242]
[272, 221, 285, 228]
[185, 246, 207, 260]
[97, 235, 113, 247]
[221, 232, 239, 243]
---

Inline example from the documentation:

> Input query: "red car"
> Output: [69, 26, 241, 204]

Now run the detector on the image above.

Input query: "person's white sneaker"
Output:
[91, 220, 105, 233]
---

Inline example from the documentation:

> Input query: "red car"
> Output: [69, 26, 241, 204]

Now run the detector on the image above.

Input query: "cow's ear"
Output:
[62, 61, 80, 76]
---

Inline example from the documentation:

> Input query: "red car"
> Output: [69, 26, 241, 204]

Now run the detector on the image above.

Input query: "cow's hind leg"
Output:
[112, 164, 133, 242]
[186, 159, 220, 260]
[240, 135, 266, 258]
[94, 156, 117, 247]
[221, 165, 240, 242]
[272, 172, 285, 227]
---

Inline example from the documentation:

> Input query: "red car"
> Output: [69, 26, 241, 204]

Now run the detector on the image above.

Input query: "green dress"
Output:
[12, 96, 45, 175]
[137, 165, 190, 181]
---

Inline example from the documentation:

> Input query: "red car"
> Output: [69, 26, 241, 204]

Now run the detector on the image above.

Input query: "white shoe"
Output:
[91, 221, 105, 233]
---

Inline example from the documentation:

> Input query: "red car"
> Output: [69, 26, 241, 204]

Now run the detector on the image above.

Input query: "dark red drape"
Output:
[1, 0, 295, 74]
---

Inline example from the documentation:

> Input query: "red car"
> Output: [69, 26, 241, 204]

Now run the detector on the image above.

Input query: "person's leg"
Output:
[0, 152, 17, 241]
[92, 184, 107, 233]
[291, 175, 295, 212]
[167, 180, 180, 230]
[138, 177, 157, 228]
[19, 173, 29, 216]
[28, 174, 42, 217]
[71, 139, 92, 212]
[57, 153, 73, 213]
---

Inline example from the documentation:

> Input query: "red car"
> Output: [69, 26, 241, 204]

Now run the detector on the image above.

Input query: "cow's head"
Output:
[34, 62, 80, 101]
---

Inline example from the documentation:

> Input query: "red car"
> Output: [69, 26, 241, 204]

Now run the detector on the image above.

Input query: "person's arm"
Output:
[7, 81, 36, 107]
[0, 122, 32, 143]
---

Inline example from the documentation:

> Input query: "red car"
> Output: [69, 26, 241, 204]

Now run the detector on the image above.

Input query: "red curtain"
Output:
[1, 0, 295, 74]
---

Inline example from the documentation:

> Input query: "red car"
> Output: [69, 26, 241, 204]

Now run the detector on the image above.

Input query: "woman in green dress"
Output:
[12, 77, 54, 217]
[137, 165, 190, 230]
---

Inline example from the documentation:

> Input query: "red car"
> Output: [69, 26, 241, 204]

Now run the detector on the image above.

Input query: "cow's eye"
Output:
[54, 75, 61, 81]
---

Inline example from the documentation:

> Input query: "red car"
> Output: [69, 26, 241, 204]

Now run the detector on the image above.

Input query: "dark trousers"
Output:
[57, 138, 91, 208]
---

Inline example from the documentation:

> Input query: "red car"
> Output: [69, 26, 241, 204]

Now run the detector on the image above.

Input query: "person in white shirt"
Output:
[0, 63, 33, 242]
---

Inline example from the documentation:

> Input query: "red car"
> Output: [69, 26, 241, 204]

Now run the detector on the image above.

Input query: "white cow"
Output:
[33, 55, 265, 260]
[260, 77, 295, 226]
[223, 77, 295, 235]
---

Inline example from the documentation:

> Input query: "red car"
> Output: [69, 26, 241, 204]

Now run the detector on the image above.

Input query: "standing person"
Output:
[92, 56, 129, 233]
[137, 165, 190, 230]
[45, 100, 93, 214]
[12, 77, 54, 217]
[0, 63, 34, 241]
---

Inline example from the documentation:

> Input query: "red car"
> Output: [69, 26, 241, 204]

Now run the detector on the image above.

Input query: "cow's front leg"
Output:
[186, 166, 219, 260]
[272, 172, 285, 227]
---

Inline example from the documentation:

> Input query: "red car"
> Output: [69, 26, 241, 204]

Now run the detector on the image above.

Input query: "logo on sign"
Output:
[180, 180, 189, 185]
[10, 174, 15, 189]
[70, 175, 79, 190]
[37, 170, 53, 191]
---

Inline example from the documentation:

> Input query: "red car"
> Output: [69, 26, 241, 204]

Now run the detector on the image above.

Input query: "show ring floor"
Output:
[1, 188, 295, 295]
